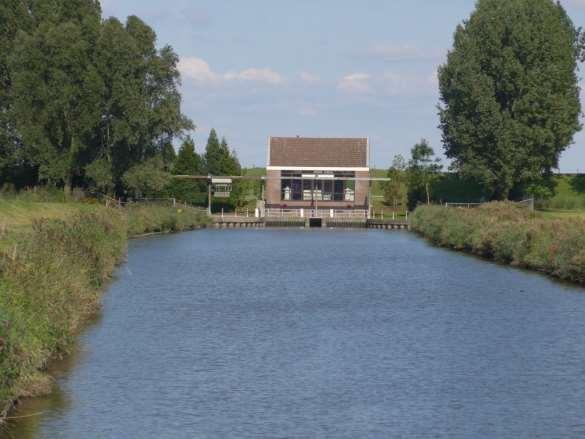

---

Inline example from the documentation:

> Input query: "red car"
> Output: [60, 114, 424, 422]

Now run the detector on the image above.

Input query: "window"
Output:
[281, 171, 302, 201]
[279, 170, 357, 202]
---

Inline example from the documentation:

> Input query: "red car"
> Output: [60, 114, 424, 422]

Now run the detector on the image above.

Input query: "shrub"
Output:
[411, 203, 585, 285]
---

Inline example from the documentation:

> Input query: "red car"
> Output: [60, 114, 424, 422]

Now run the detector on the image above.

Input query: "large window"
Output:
[280, 170, 356, 202]
[281, 171, 302, 201]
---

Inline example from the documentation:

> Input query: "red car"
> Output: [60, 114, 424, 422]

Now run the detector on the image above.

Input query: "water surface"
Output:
[4, 229, 585, 438]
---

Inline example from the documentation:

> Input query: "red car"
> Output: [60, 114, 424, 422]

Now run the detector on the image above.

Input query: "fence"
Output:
[444, 198, 535, 212]
[104, 196, 208, 214]
[264, 208, 368, 220]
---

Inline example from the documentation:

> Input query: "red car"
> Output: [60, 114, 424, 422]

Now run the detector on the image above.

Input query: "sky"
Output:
[101, 0, 585, 172]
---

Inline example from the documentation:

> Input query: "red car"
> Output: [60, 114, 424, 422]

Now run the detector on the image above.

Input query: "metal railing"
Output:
[104, 196, 208, 214]
[444, 202, 482, 208]
[264, 208, 367, 219]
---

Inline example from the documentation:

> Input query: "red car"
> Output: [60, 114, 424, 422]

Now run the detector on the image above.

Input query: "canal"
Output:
[4, 229, 585, 438]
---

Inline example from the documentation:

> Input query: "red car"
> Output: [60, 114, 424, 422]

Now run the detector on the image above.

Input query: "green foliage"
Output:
[570, 174, 585, 194]
[411, 202, 585, 284]
[9, 1, 103, 187]
[438, 0, 582, 200]
[0, 208, 127, 405]
[122, 157, 171, 198]
[203, 129, 244, 210]
[174, 137, 203, 175]
[432, 173, 488, 204]
[85, 158, 114, 194]
[0, 198, 209, 410]
[0, 3, 192, 193]
[539, 175, 585, 210]
[125, 204, 210, 236]
[406, 139, 442, 209]
[203, 130, 241, 176]
[166, 137, 207, 205]
[384, 155, 408, 211]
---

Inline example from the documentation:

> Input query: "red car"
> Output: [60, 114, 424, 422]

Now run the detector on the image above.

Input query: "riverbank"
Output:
[410, 202, 585, 285]
[0, 200, 210, 420]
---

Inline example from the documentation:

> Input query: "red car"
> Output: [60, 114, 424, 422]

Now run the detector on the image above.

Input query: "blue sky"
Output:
[101, 0, 585, 172]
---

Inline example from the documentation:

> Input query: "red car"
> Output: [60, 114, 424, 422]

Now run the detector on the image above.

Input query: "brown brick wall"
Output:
[266, 170, 281, 206]
[355, 171, 369, 206]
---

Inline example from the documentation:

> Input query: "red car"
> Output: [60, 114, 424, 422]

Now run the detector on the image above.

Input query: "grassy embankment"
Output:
[0, 197, 210, 419]
[411, 202, 585, 285]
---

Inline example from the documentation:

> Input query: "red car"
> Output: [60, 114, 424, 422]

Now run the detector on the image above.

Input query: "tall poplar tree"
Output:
[438, 0, 582, 200]
[0, 1, 32, 184]
[9, 0, 104, 189]
[204, 129, 223, 175]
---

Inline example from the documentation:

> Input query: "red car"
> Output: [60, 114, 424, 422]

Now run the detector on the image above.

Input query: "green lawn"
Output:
[538, 208, 585, 220]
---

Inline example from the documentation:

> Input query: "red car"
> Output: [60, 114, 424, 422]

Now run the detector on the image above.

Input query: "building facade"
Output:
[265, 137, 370, 213]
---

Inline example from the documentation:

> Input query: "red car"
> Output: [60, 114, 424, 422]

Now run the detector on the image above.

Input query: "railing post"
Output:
[221, 208, 224, 219]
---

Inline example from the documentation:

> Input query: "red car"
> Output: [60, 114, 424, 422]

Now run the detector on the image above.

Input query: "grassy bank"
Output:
[0, 200, 209, 418]
[410, 203, 585, 285]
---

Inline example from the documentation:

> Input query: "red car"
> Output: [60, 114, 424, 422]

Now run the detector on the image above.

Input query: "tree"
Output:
[203, 129, 223, 175]
[167, 136, 206, 204]
[438, 0, 582, 200]
[9, 0, 103, 190]
[85, 157, 114, 195]
[203, 130, 244, 209]
[0, 1, 193, 194]
[0, 1, 32, 184]
[384, 154, 408, 212]
[174, 137, 202, 175]
[122, 156, 171, 198]
[93, 16, 192, 194]
[407, 139, 442, 208]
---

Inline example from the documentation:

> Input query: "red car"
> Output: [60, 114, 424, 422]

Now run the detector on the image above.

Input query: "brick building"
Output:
[265, 137, 370, 214]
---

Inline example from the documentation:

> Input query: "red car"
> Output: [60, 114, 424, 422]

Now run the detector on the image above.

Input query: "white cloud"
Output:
[299, 72, 321, 84]
[338, 73, 372, 94]
[337, 70, 438, 97]
[179, 56, 285, 86]
[178, 57, 220, 84]
[224, 68, 284, 84]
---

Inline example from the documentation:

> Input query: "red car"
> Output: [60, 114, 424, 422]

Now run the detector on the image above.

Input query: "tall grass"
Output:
[0, 202, 210, 417]
[125, 204, 210, 236]
[411, 203, 585, 285]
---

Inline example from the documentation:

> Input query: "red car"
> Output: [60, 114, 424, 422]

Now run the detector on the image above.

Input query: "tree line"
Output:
[0, 0, 197, 197]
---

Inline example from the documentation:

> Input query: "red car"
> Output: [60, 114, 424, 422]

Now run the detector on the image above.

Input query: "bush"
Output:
[411, 202, 585, 285]
[0, 210, 126, 407]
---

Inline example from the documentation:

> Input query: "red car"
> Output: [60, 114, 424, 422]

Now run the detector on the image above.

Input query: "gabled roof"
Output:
[268, 137, 368, 168]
